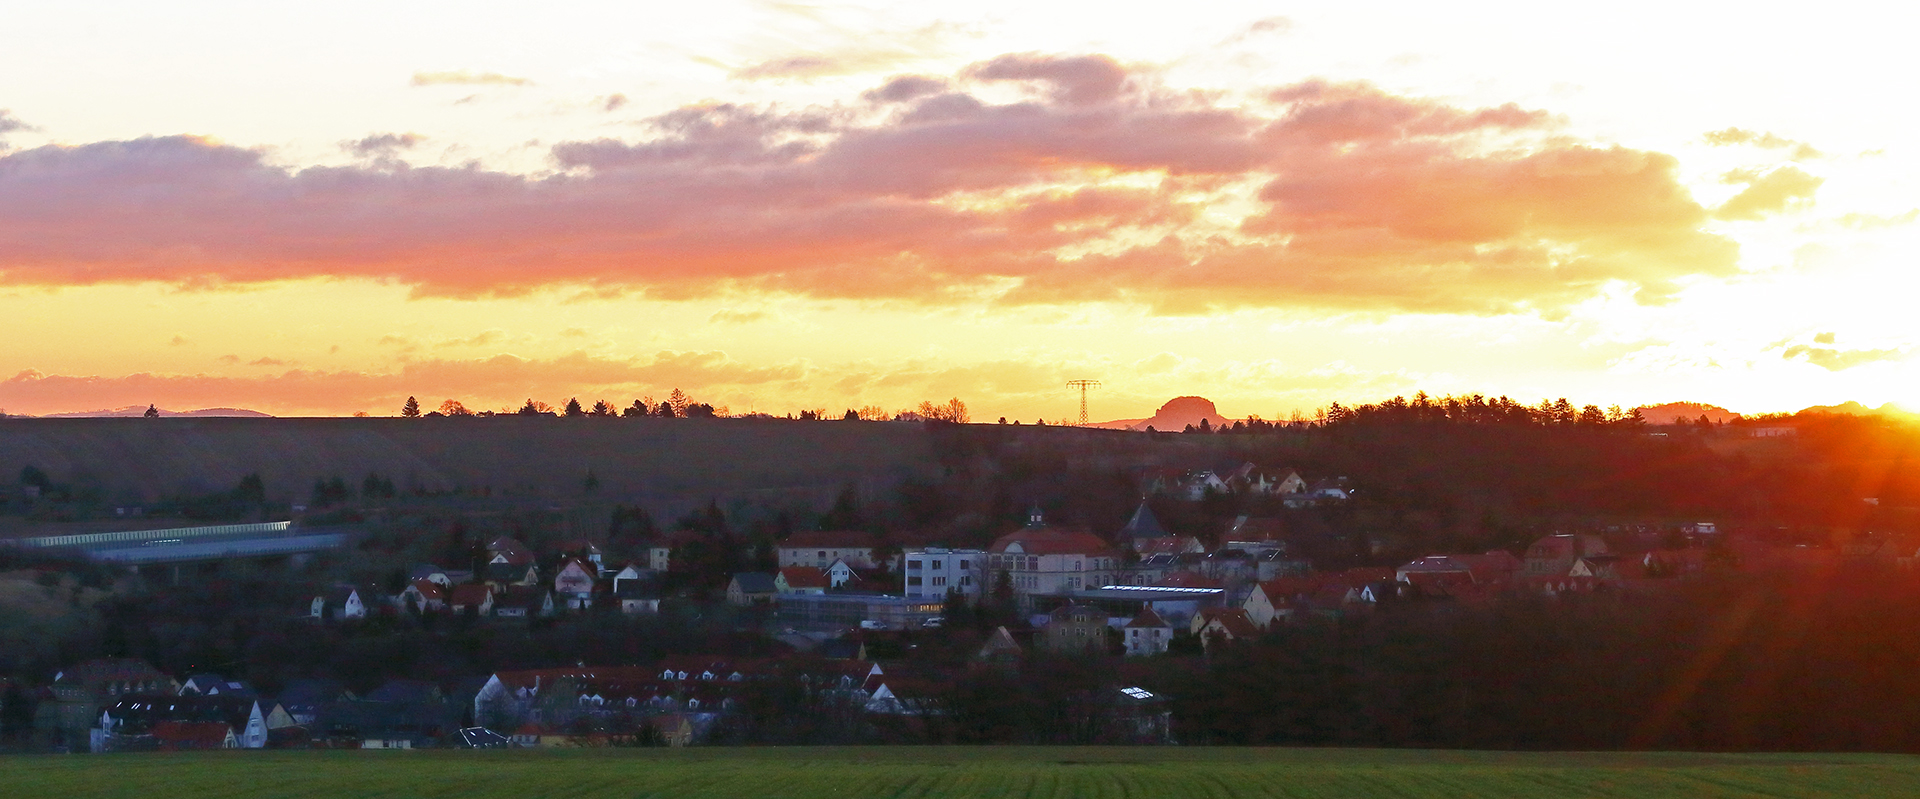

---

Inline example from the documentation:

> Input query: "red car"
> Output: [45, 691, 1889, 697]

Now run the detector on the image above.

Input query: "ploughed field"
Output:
[14, 747, 1920, 798]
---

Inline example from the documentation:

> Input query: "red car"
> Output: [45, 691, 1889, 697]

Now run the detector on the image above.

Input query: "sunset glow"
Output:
[2, 1, 1915, 419]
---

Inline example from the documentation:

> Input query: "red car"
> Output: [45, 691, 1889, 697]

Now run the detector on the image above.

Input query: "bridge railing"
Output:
[15, 521, 293, 550]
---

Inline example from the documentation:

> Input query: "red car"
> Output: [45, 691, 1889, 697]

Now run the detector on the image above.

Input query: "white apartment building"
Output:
[903, 547, 986, 602]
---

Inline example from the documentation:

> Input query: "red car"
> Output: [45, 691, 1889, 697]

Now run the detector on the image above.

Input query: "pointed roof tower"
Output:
[1025, 504, 1046, 528]
[1120, 501, 1170, 541]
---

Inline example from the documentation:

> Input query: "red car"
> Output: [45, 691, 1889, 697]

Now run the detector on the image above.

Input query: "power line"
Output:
[1066, 380, 1101, 426]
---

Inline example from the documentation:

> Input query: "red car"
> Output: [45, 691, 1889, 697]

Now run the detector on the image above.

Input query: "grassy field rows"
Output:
[11, 747, 1920, 799]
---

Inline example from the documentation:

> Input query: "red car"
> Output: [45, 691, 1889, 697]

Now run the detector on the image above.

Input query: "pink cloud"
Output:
[0, 55, 1739, 315]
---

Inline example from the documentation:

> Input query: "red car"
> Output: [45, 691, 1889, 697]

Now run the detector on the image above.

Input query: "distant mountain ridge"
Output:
[28, 406, 274, 419]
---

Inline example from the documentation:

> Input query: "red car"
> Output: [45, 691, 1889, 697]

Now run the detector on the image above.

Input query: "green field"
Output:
[11, 747, 1920, 798]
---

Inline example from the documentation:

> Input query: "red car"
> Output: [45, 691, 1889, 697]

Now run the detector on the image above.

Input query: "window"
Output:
[907, 560, 921, 570]
[960, 560, 971, 570]
[961, 575, 972, 586]
[932, 560, 943, 570]
[932, 576, 946, 587]
[907, 576, 922, 586]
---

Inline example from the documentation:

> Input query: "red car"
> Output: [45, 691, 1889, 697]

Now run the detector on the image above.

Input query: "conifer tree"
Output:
[401, 396, 421, 417]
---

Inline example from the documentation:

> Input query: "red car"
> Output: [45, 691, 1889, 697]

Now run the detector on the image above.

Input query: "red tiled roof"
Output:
[152, 720, 232, 749]
[449, 584, 492, 606]
[1125, 608, 1169, 628]
[989, 527, 1115, 557]
[409, 579, 446, 601]
[1197, 608, 1259, 638]
[778, 566, 829, 589]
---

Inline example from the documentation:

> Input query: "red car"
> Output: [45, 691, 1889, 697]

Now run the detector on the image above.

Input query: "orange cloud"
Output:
[0, 56, 1738, 315]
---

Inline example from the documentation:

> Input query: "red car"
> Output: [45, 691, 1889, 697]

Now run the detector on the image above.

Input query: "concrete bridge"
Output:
[11, 520, 354, 580]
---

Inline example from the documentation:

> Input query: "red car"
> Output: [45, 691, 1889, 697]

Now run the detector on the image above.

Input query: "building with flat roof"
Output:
[774, 592, 945, 631]
[903, 547, 985, 602]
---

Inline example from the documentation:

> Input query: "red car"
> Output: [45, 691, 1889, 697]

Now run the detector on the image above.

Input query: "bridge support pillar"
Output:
[171, 564, 181, 586]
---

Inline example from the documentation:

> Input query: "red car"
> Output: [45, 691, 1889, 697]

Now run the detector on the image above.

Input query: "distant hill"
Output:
[1635, 402, 1741, 425]
[1094, 396, 1233, 432]
[32, 406, 274, 419]
[1796, 401, 1919, 421]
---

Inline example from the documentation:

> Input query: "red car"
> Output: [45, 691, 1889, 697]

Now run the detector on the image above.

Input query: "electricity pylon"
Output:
[1066, 380, 1101, 426]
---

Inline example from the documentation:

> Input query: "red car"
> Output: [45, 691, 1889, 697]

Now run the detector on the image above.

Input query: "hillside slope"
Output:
[0, 417, 938, 509]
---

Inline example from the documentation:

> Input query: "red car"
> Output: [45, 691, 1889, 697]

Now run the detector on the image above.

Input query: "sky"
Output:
[0, 0, 1915, 420]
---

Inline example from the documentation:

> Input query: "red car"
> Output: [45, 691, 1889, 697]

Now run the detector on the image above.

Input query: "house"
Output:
[1242, 579, 1301, 630]
[1040, 603, 1110, 655]
[273, 679, 354, 726]
[1224, 515, 1289, 554]
[1524, 534, 1611, 577]
[1118, 502, 1172, 554]
[409, 564, 453, 587]
[825, 559, 862, 589]
[727, 573, 778, 606]
[179, 674, 255, 698]
[902, 547, 986, 601]
[986, 509, 1121, 598]
[310, 585, 367, 621]
[102, 694, 269, 749]
[151, 720, 238, 750]
[448, 584, 495, 615]
[776, 566, 830, 595]
[1190, 608, 1259, 652]
[553, 558, 599, 610]
[973, 626, 1024, 669]
[1179, 470, 1233, 500]
[1305, 478, 1352, 502]
[494, 586, 555, 618]
[484, 559, 540, 591]
[1122, 608, 1172, 657]
[552, 538, 605, 570]
[610, 563, 654, 594]
[36, 659, 177, 752]
[400, 579, 447, 612]
[1396, 550, 1523, 591]
[779, 530, 892, 570]
[1233, 465, 1305, 496]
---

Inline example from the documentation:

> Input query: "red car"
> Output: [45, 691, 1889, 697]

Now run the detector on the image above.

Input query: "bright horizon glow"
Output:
[1, 1, 1915, 420]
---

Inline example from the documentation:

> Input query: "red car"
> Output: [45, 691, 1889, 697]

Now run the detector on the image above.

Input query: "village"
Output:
[11, 458, 1850, 755]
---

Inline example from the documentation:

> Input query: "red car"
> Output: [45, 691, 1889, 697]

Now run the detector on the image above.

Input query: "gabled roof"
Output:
[1196, 608, 1259, 638]
[448, 584, 493, 606]
[1119, 502, 1170, 540]
[408, 564, 447, 580]
[989, 526, 1115, 557]
[1125, 608, 1170, 629]
[781, 530, 879, 549]
[1226, 516, 1288, 541]
[778, 566, 829, 589]
[975, 626, 1023, 660]
[486, 536, 529, 556]
[407, 579, 446, 601]
[57, 658, 168, 685]
[730, 572, 777, 594]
